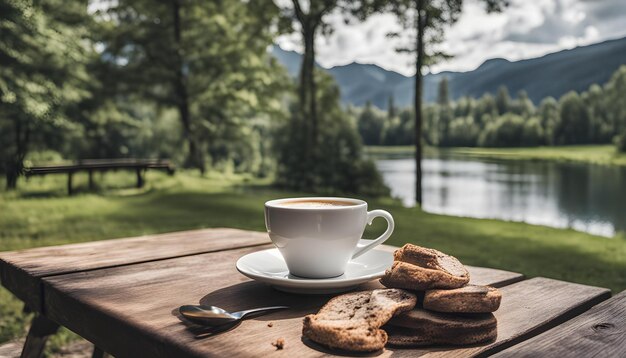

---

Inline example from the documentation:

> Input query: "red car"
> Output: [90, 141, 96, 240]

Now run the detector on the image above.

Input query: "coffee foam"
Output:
[280, 200, 354, 208]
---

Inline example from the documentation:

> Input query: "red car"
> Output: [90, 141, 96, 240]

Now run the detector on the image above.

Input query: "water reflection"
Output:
[375, 155, 626, 237]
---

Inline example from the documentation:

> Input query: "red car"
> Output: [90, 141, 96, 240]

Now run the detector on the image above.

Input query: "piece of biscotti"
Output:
[302, 289, 417, 352]
[385, 308, 497, 347]
[395, 244, 469, 278]
[380, 244, 469, 290]
[380, 260, 469, 290]
[423, 285, 502, 313]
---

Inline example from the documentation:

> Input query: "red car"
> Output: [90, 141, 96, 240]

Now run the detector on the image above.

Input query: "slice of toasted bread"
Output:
[385, 308, 497, 347]
[423, 285, 502, 313]
[302, 289, 417, 352]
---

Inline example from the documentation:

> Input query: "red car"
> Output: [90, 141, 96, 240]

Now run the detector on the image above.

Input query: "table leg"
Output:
[91, 346, 111, 358]
[20, 315, 59, 358]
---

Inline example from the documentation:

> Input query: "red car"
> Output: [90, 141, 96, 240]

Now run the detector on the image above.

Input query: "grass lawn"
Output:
[365, 144, 626, 166]
[1, 170, 625, 350]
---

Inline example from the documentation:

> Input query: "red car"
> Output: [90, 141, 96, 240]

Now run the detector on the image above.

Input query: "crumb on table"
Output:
[271, 338, 285, 350]
[267, 322, 273, 327]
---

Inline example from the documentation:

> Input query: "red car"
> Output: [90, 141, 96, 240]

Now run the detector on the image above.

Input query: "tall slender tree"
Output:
[437, 77, 450, 106]
[285, 0, 335, 162]
[282, 1, 384, 160]
[437, 76, 453, 146]
[388, 95, 396, 118]
[380, 0, 507, 204]
[495, 85, 510, 115]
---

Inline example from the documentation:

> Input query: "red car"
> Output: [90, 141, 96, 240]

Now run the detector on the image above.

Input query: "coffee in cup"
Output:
[264, 197, 394, 278]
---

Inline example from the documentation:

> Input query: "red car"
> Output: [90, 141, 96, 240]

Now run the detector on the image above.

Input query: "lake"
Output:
[375, 154, 626, 237]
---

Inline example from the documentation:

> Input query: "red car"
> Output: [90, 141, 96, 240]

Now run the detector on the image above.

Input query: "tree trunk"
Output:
[172, 0, 205, 174]
[5, 118, 29, 190]
[300, 22, 318, 153]
[6, 168, 18, 190]
[414, 0, 425, 205]
[307, 28, 318, 146]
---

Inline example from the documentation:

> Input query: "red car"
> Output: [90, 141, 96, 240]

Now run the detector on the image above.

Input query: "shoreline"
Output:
[365, 145, 626, 166]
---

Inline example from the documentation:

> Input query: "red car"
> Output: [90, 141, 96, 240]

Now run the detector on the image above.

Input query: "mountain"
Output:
[271, 36, 626, 109]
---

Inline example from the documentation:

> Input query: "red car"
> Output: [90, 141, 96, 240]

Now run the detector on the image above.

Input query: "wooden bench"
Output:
[24, 159, 175, 194]
[0, 228, 621, 357]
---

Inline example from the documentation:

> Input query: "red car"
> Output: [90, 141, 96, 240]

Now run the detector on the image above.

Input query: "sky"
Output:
[276, 0, 626, 76]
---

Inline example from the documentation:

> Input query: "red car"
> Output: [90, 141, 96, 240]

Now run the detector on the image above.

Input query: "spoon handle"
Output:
[234, 306, 289, 319]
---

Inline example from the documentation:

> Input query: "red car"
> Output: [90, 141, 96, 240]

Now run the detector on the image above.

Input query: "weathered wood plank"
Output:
[0, 228, 269, 310]
[494, 290, 626, 357]
[465, 266, 524, 288]
[44, 245, 527, 358]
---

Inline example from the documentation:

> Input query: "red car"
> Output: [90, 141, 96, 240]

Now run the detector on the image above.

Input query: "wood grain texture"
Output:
[494, 290, 625, 357]
[44, 245, 534, 358]
[464, 266, 524, 288]
[0, 228, 269, 310]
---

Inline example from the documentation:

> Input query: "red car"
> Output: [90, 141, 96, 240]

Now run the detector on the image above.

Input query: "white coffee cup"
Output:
[264, 197, 394, 278]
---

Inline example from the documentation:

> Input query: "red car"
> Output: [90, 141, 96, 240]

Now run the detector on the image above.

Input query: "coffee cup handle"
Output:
[352, 210, 395, 259]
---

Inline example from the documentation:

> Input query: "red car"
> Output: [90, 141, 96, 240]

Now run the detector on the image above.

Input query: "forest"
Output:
[357, 66, 626, 150]
[1, 0, 401, 196]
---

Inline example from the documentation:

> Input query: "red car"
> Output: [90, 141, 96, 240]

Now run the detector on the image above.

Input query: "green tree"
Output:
[521, 117, 545, 146]
[454, 96, 474, 119]
[447, 116, 479, 147]
[437, 109, 454, 146]
[436, 77, 453, 146]
[284, 1, 380, 157]
[478, 113, 525, 147]
[554, 91, 590, 145]
[384, 108, 415, 145]
[380, 0, 506, 204]
[473, 93, 498, 125]
[538, 97, 558, 124]
[280, 1, 388, 191]
[275, 72, 388, 196]
[583, 84, 612, 143]
[495, 85, 509, 115]
[388, 95, 396, 119]
[510, 90, 534, 117]
[604, 66, 626, 151]
[0, 0, 91, 189]
[357, 101, 385, 145]
[437, 77, 450, 106]
[97, 0, 286, 173]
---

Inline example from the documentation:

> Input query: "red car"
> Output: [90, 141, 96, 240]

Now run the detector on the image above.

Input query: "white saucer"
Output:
[236, 248, 392, 294]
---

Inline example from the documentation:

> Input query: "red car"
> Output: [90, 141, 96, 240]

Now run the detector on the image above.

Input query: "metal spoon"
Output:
[179, 305, 288, 326]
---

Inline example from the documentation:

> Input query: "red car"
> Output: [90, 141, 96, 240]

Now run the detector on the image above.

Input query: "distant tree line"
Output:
[357, 65, 626, 152]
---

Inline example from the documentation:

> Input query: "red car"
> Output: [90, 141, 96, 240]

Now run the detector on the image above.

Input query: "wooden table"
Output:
[0, 228, 622, 358]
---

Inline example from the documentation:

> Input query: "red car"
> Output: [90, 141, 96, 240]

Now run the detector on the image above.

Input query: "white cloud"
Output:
[276, 0, 626, 75]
